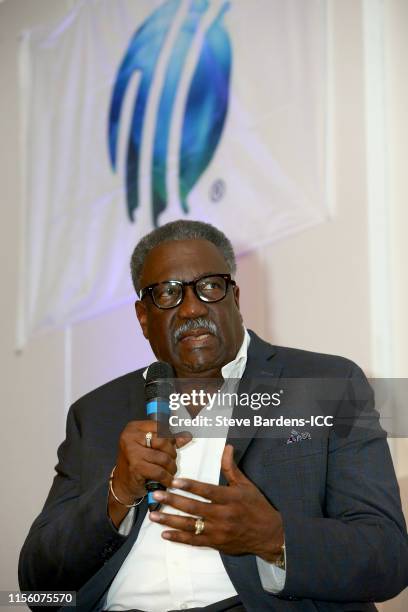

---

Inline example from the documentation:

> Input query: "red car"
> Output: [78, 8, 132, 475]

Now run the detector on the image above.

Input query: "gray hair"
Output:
[130, 219, 236, 293]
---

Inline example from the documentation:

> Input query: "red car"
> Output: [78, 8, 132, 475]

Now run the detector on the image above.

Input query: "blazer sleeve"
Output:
[18, 401, 132, 594]
[278, 364, 408, 602]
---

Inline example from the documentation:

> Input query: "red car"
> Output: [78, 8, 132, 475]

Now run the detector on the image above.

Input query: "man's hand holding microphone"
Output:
[108, 362, 191, 527]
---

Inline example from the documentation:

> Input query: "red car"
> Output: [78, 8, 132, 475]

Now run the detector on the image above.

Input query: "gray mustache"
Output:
[174, 318, 218, 343]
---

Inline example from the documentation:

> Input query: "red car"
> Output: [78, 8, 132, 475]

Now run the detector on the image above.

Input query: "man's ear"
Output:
[233, 285, 243, 324]
[233, 284, 241, 310]
[135, 300, 149, 339]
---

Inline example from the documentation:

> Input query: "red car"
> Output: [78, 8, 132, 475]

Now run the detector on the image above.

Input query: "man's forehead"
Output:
[140, 238, 229, 284]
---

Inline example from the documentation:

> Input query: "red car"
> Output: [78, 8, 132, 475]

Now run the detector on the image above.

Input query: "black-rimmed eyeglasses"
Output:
[139, 274, 236, 310]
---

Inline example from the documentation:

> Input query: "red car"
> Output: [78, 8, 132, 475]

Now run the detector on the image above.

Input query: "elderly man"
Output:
[19, 220, 408, 611]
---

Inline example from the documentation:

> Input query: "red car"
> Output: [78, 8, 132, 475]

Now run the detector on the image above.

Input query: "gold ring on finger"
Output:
[194, 517, 205, 535]
[145, 432, 153, 448]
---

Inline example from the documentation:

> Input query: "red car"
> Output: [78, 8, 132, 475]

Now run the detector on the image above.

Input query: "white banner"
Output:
[18, 0, 327, 345]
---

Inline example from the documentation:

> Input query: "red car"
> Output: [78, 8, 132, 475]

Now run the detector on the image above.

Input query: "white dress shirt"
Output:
[105, 329, 285, 611]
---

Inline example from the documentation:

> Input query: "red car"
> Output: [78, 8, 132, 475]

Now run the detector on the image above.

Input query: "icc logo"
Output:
[108, 0, 231, 227]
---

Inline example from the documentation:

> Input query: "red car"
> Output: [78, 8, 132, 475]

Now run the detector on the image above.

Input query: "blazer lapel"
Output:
[220, 331, 283, 484]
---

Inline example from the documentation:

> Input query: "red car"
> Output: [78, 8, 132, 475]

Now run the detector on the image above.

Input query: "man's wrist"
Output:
[108, 488, 132, 529]
[107, 467, 145, 528]
[256, 511, 285, 564]
[110, 466, 146, 504]
[273, 542, 286, 570]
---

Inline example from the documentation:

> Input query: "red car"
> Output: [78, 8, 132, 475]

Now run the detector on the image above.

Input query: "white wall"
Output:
[382, 3, 408, 607]
[0, 0, 406, 609]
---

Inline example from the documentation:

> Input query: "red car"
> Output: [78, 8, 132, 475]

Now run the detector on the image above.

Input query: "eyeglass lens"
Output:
[152, 276, 227, 308]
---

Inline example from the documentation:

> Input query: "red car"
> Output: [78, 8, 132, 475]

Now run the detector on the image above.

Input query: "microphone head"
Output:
[145, 361, 174, 383]
[145, 361, 175, 401]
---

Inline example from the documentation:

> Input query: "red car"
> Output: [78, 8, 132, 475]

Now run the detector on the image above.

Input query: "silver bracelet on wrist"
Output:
[109, 465, 145, 508]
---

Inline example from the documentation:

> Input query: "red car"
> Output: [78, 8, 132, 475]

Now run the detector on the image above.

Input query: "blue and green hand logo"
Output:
[108, 0, 231, 227]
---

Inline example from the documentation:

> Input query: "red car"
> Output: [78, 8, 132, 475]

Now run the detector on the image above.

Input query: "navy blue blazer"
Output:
[19, 331, 408, 611]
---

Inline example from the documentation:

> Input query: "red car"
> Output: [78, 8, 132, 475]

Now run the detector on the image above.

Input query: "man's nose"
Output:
[177, 285, 209, 318]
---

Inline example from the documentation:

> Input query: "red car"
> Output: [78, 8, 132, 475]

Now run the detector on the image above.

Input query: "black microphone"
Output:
[145, 361, 175, 512]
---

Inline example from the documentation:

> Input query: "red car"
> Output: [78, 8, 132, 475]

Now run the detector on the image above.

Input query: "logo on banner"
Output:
[108, 0, 231, 227]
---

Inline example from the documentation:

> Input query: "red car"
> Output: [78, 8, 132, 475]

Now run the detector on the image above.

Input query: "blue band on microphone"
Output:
[147, 399, 170, 416]
[147, 491, 156, 505]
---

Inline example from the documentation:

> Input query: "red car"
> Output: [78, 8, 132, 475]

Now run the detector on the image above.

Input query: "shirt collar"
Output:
[220, 327, 250, 380]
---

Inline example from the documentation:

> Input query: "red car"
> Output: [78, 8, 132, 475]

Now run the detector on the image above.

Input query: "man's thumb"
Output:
[221, 444, 248, 485]
[175, 430, 193, 448]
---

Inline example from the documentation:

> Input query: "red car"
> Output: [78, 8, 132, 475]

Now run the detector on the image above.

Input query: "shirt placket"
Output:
[166, 437, 203, 609]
